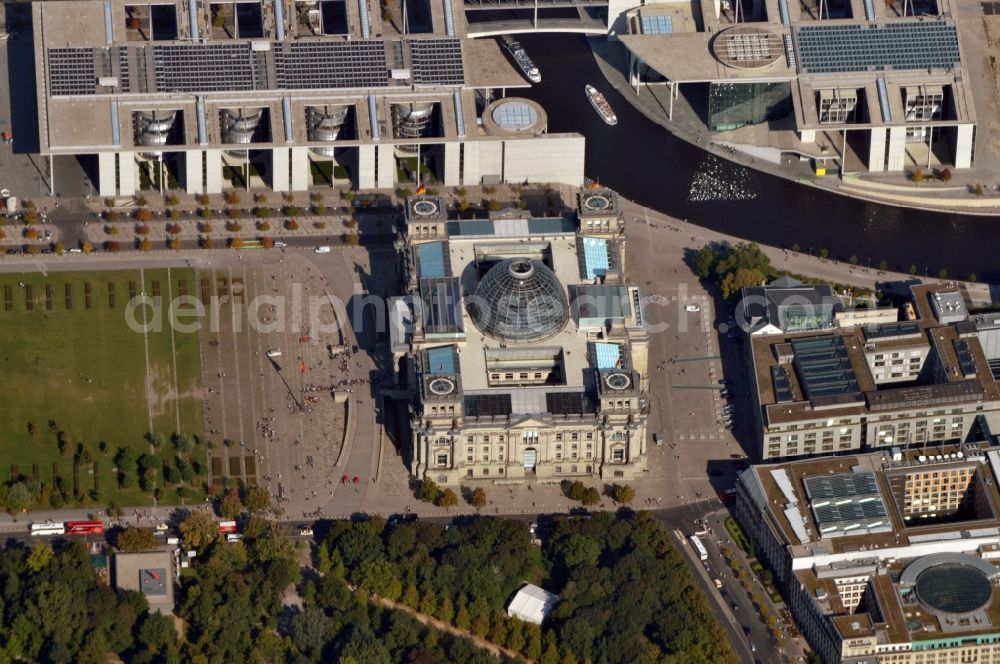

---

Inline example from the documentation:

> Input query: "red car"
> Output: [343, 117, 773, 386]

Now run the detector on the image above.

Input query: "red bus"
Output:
[64, 520, 105, 535]
[218, 520, 238, 534]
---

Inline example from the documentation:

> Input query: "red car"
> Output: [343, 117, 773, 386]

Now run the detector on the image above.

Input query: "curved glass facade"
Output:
[469, 258, 569, 342]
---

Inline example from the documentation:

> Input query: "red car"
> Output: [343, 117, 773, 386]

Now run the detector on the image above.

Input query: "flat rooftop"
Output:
[751, 284, 1000, 427]
[743, 442, 1000, 556]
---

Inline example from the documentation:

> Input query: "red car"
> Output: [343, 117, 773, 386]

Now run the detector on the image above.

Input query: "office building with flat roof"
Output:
[747, 282, 1000, 460]
[618, 0, 977, 174]
[31, 0, 584, 197]
[393, 187, 650, 484]
[734, 445, 1000, 663]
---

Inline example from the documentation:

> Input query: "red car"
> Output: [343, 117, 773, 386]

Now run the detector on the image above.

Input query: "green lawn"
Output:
[0, 269, 206, 508]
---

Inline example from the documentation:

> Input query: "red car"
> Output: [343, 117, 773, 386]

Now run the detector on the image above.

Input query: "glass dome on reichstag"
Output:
[469, 258, 569, 342]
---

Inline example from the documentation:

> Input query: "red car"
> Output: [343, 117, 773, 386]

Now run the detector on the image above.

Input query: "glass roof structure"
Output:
[469, 259, 569, 342]
[793, 22, 961, 74]
[582, 237, 610, 279]
[418, 241, 449, 279]
[803, 470, 890, 537]
[915, 563, 992, 615]
[593, 342, 623, 370]
[492, 102, 537, 130]
[640, 15, 674, 35]
[791, 336, 861, 403]
[425, 346, 458, 374]
[420, 277, 464, 335]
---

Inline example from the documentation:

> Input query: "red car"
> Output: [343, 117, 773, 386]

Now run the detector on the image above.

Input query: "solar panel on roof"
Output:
[464, 393, 512, 417]
[153, 44, 256, 92]
[794, 22, 961, 74]
[640, 14, 673, 34]
[864, 320, 920, 340]
[446, 219, 494, 236]
[546, 392, 595, 415]
[48, 48, 97, 96]
[772, 365, 795, 403]
[410, 39, 464, 86]
[954, 339, 977, 378]
[274, 41, 389, 89]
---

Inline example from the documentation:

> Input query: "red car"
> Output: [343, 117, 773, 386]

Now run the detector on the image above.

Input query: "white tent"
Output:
[506, 583, 559, 625]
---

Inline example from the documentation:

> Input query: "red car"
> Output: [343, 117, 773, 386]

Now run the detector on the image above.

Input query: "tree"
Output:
[167, 237, 180, 251]
[81, 241, 93, 253]
[229, 237, 244, 250]
[285, 219, 299, 231]
[117, 527, 158, 552]
[969, 273, 978, 283]
[436, 488, 458, 510]
[819, 248, 829, 259]
[938, 167, 952, 183]
[179, 509, 218, 549]
[908, 264, 918, 275]
[612, 483, 635, 505]
[6, 482, 32, 513]
[260, 237, 274, 249]
[137, 611, 176, 651]
[135, 208, 152, 222]
[139, 238, 153, 252]
[244, 485, 270, 513]
[418, 479, 440, 503]
[580, 487, 600, 506]
[791, 242, 801, 253]
[219, 489, 244, 518]
[225, 191, 240, 205]
[974, 183, 985, 196]
[692, 245, 718, 279]
[848, 254, 858, 265]
[342, 232, 359, 246]
[878, 259, 888, 271]
[938, 268, 948, 280]
[26, 542, 53, 572]
[470, 487, 487, 511]
[53, 242, 65, 255]
[911, 168, 924, 183]
[720, 267, 767, 300]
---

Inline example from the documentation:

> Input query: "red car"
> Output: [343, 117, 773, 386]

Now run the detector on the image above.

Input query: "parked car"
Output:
[685, 304, 701, 312]
[314, 245, 331, 254]
[297, 525, 314, 537]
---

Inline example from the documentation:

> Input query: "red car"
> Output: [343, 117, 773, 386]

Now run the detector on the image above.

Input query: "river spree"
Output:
[515, 34, 1000, 282]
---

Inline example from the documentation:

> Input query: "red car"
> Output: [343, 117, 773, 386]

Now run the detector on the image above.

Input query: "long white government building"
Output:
[32, 0, 586, 196]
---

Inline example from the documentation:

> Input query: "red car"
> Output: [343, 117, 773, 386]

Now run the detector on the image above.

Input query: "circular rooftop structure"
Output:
[482, 98, 547, 137]
[581, 193, 612, 212]
[902, 554, 998, 617]
[711, 26, 783, 70]
[469, 258, 569, 343]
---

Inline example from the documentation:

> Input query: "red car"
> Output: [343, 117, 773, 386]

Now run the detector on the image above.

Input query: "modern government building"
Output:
[31, 0, 585, 197]
[735, 445, 1000, 663]
[618, 0, 977, 174]
[743, 280, 1000, 462]
[391, 188, 650, 484]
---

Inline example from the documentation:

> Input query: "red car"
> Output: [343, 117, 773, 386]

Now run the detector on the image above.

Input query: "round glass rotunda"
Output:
[469, 258, 569, 342]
